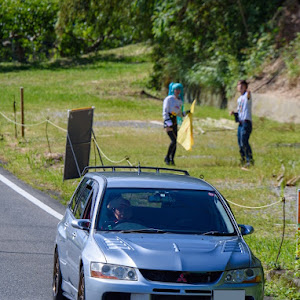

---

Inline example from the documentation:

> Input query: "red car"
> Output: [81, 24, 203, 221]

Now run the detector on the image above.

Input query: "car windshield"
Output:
[96, 188, 235, 235]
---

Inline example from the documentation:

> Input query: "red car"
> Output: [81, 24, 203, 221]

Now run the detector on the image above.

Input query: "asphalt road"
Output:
[0, 167, 66, 300]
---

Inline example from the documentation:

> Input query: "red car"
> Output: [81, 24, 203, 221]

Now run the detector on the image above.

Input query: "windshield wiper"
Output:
[118, 228, 169, 234]
[201, 231, 236, 236]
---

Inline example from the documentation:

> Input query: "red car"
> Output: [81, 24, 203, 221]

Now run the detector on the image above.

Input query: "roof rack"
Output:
[81, 165, 190, 176]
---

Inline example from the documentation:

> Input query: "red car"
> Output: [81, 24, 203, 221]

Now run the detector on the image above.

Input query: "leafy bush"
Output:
[0, 0, 59, 62]
[242, 30, 278, 77]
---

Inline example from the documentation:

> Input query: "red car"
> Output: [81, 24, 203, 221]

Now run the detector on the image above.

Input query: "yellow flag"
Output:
[177, 100, 196, 151]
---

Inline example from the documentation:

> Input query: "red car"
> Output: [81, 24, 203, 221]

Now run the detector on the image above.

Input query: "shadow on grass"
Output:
[0, 53, 150, 73]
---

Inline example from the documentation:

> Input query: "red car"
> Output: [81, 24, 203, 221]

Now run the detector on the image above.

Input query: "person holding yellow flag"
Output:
[177, 99, 196, 152]
[162, 82, 189, 165]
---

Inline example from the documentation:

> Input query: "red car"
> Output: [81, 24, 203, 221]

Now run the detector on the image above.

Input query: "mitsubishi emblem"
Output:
[177, 273, 188, 283]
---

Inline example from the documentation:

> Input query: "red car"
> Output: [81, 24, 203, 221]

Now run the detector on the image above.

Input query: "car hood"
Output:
[93, 233, 251, 271]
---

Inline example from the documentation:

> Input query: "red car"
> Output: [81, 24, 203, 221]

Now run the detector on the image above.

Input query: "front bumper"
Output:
[85, 272, 264, 300]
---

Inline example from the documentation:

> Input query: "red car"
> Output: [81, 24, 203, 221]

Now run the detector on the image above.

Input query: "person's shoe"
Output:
[164, 157, 170, 165]
[170, 160, 175, 166]
[240, 157, 246, 166]
[250, 158, 255, 166]
[244, 162, 250, 168]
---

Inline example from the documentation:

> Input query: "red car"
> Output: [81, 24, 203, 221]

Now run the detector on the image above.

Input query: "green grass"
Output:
[0, 43, 300, 299]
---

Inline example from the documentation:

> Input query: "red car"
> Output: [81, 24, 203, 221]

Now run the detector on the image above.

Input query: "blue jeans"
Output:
[237, 121, 253, 163]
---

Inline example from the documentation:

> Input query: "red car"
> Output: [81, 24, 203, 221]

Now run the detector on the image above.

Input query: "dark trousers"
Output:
[237, 121, 253, 163]
[166, 125, 178, 162]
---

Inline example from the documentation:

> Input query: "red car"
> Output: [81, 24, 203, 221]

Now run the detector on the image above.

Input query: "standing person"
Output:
[162, 82, 189, 165]
[231, 80, 254, 167]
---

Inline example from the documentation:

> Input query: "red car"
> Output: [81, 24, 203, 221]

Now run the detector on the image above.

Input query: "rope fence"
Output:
[47, 119, 67, 133]
[226, 198, 283, 209]
[0, 111, 48, 127]
[92, 137, 130, 164]
[0, 110, 133, 166]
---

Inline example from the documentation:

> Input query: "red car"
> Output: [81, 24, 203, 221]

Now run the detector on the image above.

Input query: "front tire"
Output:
[78, 267, 86, 300]
[52, 249, 66, 300]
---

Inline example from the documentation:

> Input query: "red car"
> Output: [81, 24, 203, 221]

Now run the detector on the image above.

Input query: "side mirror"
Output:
[71, 219, 91, 231]
[239, 224, 254, 236]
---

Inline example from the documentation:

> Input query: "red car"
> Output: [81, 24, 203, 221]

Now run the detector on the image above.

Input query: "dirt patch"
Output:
[251, 92, 300, 124]
[250, 57, 300, 99]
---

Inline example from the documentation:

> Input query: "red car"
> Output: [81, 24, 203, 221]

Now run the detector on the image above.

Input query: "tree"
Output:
[56, 0, 156, 56]
[0, 0, 59, 62]
[150, 0, 283, 99]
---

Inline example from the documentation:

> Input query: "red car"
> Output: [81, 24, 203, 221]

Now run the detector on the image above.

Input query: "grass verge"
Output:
[0, 44, 300, 299]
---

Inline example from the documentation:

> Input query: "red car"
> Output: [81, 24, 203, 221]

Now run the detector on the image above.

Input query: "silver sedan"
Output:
[53, 167, 264, 300]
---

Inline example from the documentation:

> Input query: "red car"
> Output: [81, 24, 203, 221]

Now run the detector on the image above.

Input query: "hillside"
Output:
[252, 59, 299, 123]
[229, 1, 300, 124]
[228, 56, 300, 124]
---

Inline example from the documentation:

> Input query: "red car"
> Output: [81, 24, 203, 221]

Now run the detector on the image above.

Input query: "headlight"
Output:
[90, 262, 137, 281]
[224, 268, 262, 283]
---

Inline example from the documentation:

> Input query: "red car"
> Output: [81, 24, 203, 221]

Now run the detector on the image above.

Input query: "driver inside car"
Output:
[107, 197, 133, 224]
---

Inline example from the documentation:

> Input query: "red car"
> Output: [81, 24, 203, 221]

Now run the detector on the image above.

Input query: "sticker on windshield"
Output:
[208, 192, 215, 197]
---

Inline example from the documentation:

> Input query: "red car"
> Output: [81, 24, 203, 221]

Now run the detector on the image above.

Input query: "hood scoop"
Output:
[103, 237, 133, 251]
[222, 240, 244, 253]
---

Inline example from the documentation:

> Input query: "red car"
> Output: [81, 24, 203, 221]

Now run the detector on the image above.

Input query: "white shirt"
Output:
[162, 95, 183, 127]
[237, 92, 252, 122]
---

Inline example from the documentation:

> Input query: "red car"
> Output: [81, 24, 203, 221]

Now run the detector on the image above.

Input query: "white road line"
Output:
[0, 174, 63, 220]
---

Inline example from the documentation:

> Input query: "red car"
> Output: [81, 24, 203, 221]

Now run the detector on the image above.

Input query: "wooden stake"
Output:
[20, 87, 24, 138]
[46, 117, 52, 153]
[13, 97, 17, 138]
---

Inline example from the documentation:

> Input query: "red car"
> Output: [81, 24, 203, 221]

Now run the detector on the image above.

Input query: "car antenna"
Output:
[138, 162, 141, 175]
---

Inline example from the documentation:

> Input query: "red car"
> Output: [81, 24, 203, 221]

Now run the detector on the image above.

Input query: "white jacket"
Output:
[162, 95, 183, 127]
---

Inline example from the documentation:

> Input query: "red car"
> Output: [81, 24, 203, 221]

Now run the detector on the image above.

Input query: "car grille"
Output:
[103, 292, 254, 300]
[151, 296, 211, 300]
[139, 270, 222, 284]
[103, 293, 211, 300]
